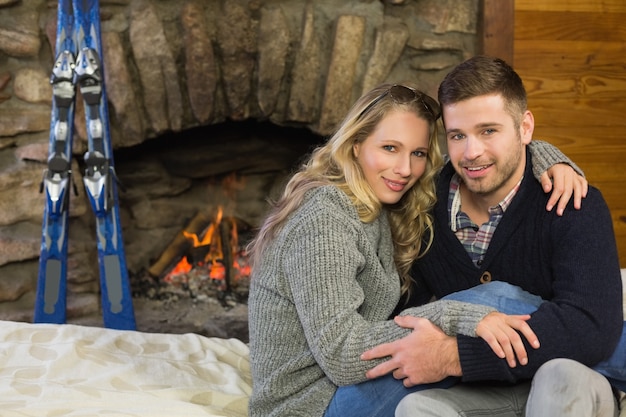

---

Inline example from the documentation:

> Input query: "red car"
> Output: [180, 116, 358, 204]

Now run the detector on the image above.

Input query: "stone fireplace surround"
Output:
[0, 0, 479, 337]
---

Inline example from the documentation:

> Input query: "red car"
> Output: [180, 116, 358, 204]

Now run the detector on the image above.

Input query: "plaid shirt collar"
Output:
[449, 173, 523, 267]
[449, 173, 522, 231]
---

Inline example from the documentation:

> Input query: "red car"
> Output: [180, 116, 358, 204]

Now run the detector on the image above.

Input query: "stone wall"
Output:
[0, 0, 479, 322]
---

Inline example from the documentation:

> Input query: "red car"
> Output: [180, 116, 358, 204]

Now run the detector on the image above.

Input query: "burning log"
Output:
[147, 210, 214, 278]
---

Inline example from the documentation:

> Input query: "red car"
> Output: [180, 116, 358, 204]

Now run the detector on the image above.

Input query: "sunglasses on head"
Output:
[358, 84, 440, 120]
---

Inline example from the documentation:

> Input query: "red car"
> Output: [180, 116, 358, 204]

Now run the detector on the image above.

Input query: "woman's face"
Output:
[353, 109, 431, 205]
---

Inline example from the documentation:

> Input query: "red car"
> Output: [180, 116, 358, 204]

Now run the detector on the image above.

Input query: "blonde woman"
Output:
[247, 83, 584, 417]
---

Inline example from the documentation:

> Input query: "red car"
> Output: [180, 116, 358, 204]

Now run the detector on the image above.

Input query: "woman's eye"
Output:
[383, 145, 395, 151]
[413, 150, 426, 157]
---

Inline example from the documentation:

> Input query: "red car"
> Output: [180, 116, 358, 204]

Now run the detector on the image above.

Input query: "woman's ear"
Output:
[353, 142, 360, 158]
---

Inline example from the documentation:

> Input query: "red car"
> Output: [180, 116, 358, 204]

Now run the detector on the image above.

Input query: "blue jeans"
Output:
[324, 282, 626, 417]
[324, 375, 458, 417]
[444, 281, 626, 393]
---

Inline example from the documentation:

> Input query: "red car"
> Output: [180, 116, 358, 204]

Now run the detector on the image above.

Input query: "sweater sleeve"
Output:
[528, 140, 584, 181]
[400, 300, 496, 337]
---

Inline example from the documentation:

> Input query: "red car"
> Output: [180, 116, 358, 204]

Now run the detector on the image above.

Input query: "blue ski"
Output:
[73, 0, 136, 330]
[34, 0, 76, 325]
[35, 0, 136, 330]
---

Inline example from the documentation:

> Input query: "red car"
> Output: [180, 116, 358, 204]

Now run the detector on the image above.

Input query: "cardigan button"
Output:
[480, 271, 492, 284]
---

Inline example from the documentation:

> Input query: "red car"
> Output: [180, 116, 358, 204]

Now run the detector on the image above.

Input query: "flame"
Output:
[209, 261, 225, 280]
[164, 206, 252, 285]
[165, 256, 192, 281]
[182, 207, 223, 247]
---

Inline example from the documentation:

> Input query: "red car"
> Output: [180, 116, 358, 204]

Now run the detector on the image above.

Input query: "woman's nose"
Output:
[393, 155, 411, 177]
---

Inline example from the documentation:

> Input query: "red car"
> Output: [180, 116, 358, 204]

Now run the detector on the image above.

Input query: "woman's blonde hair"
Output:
[247, 83, 443, 294]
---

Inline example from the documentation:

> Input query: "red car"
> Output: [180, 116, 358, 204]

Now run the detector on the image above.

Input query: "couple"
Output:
[247, 55, 625, 417]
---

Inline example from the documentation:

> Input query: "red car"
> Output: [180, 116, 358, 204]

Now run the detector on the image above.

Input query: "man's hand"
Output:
[541, 163, 588, 216]
[360, 316, 461, 387]
[476, 312, 540, 368]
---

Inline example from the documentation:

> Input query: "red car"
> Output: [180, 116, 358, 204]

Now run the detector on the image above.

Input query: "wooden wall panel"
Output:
[524, 98, 626, 128]
[515, 40, 626, 75]
[533, 127, 626, 165]
[508, 0, 626, 266]
[516, 11, 626, 42]
[515, 0, 626, 13]
[520, 73, 626, 100]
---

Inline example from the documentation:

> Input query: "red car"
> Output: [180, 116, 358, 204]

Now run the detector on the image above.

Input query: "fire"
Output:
[165, 206, 251, 289]
[209, 261, 225, 280]
[170, 256, 193, 275]
[182, 207, 223, 247]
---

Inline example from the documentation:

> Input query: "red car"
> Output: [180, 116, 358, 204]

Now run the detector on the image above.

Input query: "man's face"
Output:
[443, 93, 533, 204]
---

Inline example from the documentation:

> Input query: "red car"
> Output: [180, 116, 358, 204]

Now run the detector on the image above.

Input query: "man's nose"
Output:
[464, 137, 484, 160]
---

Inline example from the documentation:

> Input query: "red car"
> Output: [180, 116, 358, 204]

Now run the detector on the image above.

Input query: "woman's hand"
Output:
[476, 312, 540, 368]
[541, 163, 588, 216]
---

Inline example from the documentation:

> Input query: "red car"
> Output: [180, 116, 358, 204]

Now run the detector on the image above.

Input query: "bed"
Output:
[0, 269, 624, 416]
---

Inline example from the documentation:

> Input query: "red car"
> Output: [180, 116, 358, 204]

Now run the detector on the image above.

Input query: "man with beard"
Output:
[363, 55, 624, 417]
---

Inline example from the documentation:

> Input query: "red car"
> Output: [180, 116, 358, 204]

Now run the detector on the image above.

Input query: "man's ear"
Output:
[520, 110, 534, 145]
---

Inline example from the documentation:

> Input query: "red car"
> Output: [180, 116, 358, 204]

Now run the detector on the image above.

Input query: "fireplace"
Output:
[115, 120, 323, 339]
[0, 0, 480, 339]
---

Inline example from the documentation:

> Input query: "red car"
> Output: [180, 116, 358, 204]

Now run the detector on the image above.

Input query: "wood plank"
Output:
[611, 209, 626, 227]
[531, 131, 626, 167]
[596, 186, 625, 201]
[521, 74, 626, 99]
[479, 0, 514, 63]
[584, 183, 626, 207]
[551, 176, 625, 201]
[527, 98, 626, 127]
[609, 212, 626, 230]
[516, 11, 626, 42]
[515, 40, 626, 74]
[566, 165, 626, 186]
[516, 0, 626, 13]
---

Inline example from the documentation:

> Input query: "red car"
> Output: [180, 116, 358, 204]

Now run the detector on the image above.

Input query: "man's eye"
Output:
[383, 145, 395, 151]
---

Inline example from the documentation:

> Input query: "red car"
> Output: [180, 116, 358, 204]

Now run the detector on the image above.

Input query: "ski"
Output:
[73, 0, 136, 330]
[35, 0, 136, 330]
[34, 0, 76, 325]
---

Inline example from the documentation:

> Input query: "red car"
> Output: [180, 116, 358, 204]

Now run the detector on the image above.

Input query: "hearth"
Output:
[142, 206, 253, 308]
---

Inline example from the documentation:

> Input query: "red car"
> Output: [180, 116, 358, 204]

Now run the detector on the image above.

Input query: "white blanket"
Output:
[0, 269, 624, 416]
[0, 322, 251, 416]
